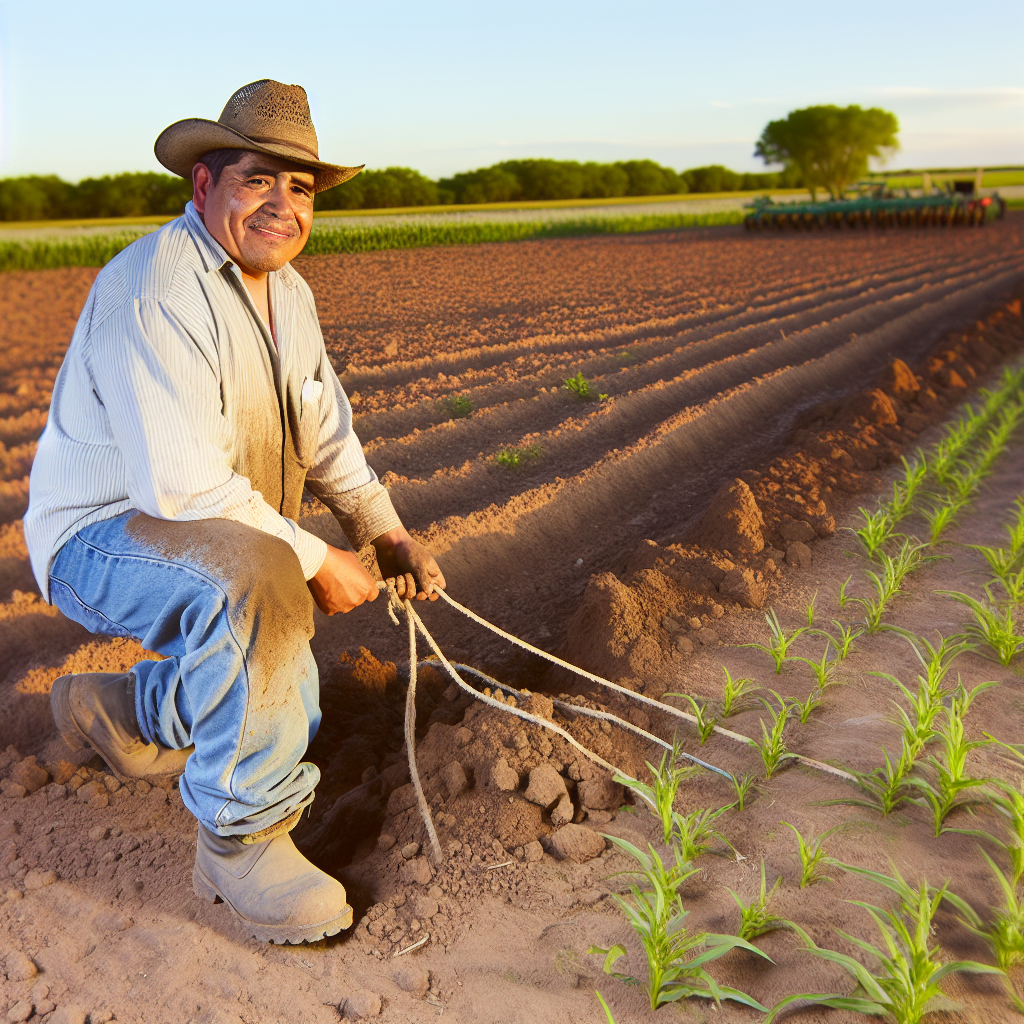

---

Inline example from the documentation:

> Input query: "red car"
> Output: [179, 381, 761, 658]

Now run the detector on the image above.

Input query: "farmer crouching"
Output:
[24, 80, 445, 943]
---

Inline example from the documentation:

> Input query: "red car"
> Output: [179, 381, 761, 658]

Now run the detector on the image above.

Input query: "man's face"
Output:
[192, 151, 315, 275]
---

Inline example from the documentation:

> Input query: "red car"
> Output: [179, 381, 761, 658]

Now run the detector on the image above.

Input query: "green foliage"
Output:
[811, 619, 863, 661]
[316, 166, 439, 210]
[719, 668, 759, 717]
[729, 859, 786, 941]
[787, 687, 825, 724]
[767, 874, 1004, 1023]
[840, 539, 932, 633]
[742, 607, 807, 673]
[681, 696, 717, 745]
[0, 171, 191, 221]
[956, 852, 1024, 973]
[795, 647, 838, 692]
[562, 371, 606, 402]
[726, 773, 756, 812]
[494, 443, 541, 471]
[852, 505, 897, 560]
[672, 804, 733, 862]
[0, 209, 746, 271]
[784, 822, 838, 888]
[752, 692, 795, 779]
[439, 394, 474, 419]
[941, 588, 1024, 665]
[614, 744, 695, 845]
[756, 104, 900, 201]
[589, 835, 770, 1010]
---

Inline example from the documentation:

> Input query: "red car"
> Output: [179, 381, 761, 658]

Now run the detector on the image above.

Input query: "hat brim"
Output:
[154, 118, 363, 193]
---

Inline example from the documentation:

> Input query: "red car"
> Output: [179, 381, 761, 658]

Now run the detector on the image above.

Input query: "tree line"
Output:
[0, 160, 799, 222]
[0, 105, 900, 221]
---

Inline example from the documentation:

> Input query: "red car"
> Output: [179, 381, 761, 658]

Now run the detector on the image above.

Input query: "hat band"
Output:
[241, 133, 320, 162]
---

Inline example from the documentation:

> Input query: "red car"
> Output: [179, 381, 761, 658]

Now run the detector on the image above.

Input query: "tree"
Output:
[755, 105, 898, 200]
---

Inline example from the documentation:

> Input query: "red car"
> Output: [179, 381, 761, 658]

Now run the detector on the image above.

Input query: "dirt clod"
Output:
[9, 756, 48, 793]
[719, 566, 767, 609]
[6, 1001, 32, 1023]
[785, 541, 813, 568]
[23, 868, 56, 891]
[438, 761, 468, 800]
[400, 842, 420, 859]
[393, 964, 429, 997]
[546, 824, 606, 863]
[342, 990, 382, 1019]
[778, 520, 816, 544]
[398, 856, 432, 885]
[690, 478, 765, 556]
[577, 776, 624, 811]
[550, 792, 574, 827]
[523, 840, 543, 863]
[4, 950, 37, 981]
[488, 757, 519, 791]
[523, 764, 568, 808]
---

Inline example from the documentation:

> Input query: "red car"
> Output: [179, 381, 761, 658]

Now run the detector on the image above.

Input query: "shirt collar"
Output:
[183, 201, 298, 290]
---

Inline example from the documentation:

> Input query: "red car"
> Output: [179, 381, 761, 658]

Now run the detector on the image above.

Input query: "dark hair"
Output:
[194, 148, 249, 184]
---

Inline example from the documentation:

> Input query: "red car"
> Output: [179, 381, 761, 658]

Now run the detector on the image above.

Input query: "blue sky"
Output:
[1, 0, 1022, 182]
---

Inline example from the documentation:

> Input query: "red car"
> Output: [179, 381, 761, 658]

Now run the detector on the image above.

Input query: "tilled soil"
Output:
[0, 222, 1023, 1024]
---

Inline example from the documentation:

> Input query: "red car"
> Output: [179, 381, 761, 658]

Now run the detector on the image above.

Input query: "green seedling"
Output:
[438, 393, 473, 418]
[726, 773, 755, 812]
[720, 668, 759, 717]
[841, 540, 932, 633]
[909, 682, 994, 835]
[804, 592, 818, 627]
[494, 443, 541, 470]
[941, 588, 1024, 665]
[990, 564, 1024, 608]
[766, 878, 1004, 1023]
[796, 647, 838, 690]
[742, 608, 806, 673]
[681, 695, 717, 745]
[837, 747, 912, 816]
[590, 839, 771, 1011]
[562, 371, 606, 402]
[614, 743, 696, 846]
[811, 619, 863, 661]
[752, 692, 795, 779]
[672, 803, 733, 862]
[959, 736, 1024, 883]
[787, 688, 824, 724]
[956, 852, 1024, 973]
[729, 859, 785, 941]
[886, 628, 970, 701]
[924, 494, 968, 545]
[852, 505, 896, 560]
[890, 456, 927, 521]
[783, 822, 838, 888]
[594, 991, 617, 1024]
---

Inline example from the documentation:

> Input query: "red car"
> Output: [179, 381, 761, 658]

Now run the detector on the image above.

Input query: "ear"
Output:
[192, 163, 213, 215]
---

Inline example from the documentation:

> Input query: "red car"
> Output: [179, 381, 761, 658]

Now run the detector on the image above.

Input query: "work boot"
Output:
[192, 819, 353, 943]
[50, 672, 192, 781]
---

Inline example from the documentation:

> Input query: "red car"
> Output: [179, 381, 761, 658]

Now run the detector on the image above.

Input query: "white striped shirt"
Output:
[25, 202, 400, 600]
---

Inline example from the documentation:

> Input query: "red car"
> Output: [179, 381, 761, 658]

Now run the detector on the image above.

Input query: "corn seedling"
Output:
[720, 668, 759, 717]
[495, 443, 541, 471]
[992, 565, 1024, 608]
[590, 840, 771, 1012]
[836, 746, 913, 816]
[796, 647, 838, 690]
[766, 878, 1004, 1023]
[941, 588, 1024, 665]
[787, 688, 824, 724]
[804, 592, 818, 627]
[841, 540, 932, 633]
[563, 372, 606, 402]
[783, 822, 839, 888]
[852, 505, 896, 560]
[594, 991, 617, 1024]
[742, 608, 807, 673]
[889, 456, 928, 522]
[811, 619, 863, 661]
[726, 773, 755, 812]
[438, 393, 473, 418]
[909, 681, 994, 835]
[729, 860, 786, 941]
[682, 696, 717, 745]
[752, 692, 795, 779]
[955, 852, 1024, 973]
[672, 803, 734, 862]
[614, 743, 696, 846]
[924, 494, 968, 545]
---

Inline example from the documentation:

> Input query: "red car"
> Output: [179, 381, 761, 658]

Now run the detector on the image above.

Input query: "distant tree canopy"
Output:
[0, 158, 802, 221]
[755, 104, 899, 200]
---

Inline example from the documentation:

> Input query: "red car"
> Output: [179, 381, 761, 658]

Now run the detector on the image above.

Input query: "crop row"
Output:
[0, 210, 744, 273]
[591, 366, 1024, 1020]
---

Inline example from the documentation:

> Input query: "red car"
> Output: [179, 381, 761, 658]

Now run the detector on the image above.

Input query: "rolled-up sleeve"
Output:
[87, 298, 328, 578]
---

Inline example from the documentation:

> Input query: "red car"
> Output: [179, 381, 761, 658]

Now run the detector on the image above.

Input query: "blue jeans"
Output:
[50, 510, 321, 836]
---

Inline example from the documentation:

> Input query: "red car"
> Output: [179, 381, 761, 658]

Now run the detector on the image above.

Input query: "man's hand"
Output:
[307, 544, 380, 615]
[372, 527, 446, 601]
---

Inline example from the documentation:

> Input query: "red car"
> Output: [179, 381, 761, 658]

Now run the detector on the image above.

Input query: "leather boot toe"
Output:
[192, 823, 353, 943]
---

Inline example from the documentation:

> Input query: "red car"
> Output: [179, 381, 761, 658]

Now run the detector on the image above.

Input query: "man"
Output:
[24, 80, 445, 944]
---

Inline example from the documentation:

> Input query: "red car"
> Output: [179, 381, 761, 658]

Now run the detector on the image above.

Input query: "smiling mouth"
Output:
[250, 224, 296, 241]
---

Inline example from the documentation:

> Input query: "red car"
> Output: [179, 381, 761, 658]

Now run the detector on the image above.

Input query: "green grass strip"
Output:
[0, 211, 743, 272]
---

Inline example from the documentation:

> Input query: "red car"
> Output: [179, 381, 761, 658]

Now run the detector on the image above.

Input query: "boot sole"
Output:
[192, 865, 354, 944]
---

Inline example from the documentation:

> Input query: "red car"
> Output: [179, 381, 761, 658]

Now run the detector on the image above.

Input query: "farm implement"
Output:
[745, 186, 1006, 231]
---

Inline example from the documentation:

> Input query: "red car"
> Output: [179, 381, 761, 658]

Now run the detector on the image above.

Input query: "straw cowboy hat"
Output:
[154, 79, 363, 192]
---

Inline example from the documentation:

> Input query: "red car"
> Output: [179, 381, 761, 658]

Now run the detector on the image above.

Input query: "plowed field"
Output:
[1, 220, 1023, 1024]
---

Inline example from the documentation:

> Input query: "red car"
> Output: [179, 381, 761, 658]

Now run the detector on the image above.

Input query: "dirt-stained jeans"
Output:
[48, 510, 320, 837]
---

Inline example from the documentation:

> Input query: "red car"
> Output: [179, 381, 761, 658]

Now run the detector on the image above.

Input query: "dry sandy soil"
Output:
[1, 220, 1023, 1024]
